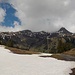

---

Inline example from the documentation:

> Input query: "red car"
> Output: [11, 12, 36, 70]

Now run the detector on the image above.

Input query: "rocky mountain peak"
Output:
[58, 27, 72, 34]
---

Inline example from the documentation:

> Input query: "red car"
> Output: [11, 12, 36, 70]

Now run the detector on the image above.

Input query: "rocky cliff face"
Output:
[0, 27, 75, 53]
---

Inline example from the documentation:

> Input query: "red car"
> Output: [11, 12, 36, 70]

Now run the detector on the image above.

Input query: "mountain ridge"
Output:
[0, 27, 75, 53]
[58, 27, 72, 34]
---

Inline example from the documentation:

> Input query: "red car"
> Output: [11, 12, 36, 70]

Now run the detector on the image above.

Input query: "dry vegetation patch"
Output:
[64, 48, 75, 56]
[50, 54, 64, 60]
[5, 46, 40, 55]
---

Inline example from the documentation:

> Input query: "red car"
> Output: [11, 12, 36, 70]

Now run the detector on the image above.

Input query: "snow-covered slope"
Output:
[0, 46, 75, 75]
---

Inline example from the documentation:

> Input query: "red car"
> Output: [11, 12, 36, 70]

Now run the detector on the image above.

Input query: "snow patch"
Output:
[0, 46, 75, 75]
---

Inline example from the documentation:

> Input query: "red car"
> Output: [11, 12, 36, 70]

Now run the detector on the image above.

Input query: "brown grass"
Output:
[50, 48, 75, 60]
[64, 48, 75, 56]
[5, 46, 40, 55]
[50, 54, 64, 60]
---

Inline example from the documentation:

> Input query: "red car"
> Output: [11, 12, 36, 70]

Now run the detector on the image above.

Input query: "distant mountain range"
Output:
[0, 27, 75, 53]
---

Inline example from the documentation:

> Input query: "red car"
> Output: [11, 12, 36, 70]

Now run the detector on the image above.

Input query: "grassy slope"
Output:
[64, 48, 75, 56]
[51, 48, 75, 60]
[50, 54, 64, 60]
[5, 46, 40, 55]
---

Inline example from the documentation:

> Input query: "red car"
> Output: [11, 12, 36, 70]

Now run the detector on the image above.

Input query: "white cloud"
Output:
[0, 0, 75, 32]
[14, 21, 19, 26]
[0, 25, 22, 32]
[0, 8, 6, 22]
[64, 0, 71, 6]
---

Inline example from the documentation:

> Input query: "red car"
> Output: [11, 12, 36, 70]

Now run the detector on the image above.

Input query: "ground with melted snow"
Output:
[0, 46, 75, 75]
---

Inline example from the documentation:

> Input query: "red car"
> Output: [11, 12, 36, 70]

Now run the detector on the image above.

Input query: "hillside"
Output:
[0, 27, 75, 53]
[51, 48, 75, 61]
[64, 48, 75, 56]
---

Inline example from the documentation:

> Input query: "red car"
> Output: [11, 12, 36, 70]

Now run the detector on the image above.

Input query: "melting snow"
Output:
[0, 46, 75, 75]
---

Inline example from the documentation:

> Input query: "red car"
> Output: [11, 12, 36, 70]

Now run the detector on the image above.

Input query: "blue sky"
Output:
[0, 3, 21, 27]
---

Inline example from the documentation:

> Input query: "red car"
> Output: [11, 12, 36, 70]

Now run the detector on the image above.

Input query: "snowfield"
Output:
[0, 46, 75, 75]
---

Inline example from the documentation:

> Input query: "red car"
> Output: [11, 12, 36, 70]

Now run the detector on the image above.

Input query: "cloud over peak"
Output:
[0, 0, 75, 32]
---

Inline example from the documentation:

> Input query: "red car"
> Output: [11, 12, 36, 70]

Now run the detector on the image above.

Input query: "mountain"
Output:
[58, 27, 72, 35]
[0, 27, 75, 53]
[49, 27, 73, 38]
